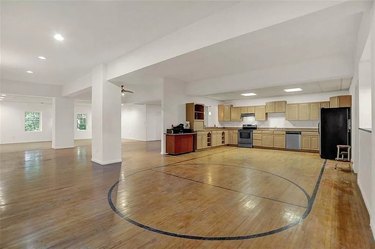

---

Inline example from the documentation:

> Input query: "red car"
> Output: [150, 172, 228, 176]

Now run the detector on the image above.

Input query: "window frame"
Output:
[24, 111, 42, 132]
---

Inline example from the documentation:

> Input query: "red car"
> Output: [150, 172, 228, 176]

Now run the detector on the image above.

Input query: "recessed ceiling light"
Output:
[54, 33, 64, 41]
[284, 88, 302, 92]
[241, 93, 257, 96]
[1, 94, 6, 97]
[121, 103, 124, 106]
[26, 70, 34, 74]
[38, 56, 46, 60]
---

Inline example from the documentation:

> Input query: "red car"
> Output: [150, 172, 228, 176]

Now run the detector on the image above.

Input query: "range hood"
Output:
[241, 113, 255, 117]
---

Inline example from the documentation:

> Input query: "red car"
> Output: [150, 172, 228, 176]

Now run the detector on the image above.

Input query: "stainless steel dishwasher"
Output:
[286, 131, 301, 150]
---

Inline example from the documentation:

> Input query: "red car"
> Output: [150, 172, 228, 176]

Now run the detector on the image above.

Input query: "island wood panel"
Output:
[166, 134, 194, 155]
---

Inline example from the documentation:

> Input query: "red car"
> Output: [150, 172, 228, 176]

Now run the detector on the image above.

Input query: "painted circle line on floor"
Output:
[108, 161, 326, 240]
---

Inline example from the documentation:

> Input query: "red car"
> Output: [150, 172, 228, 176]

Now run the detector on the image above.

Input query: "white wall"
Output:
[0, 101, 93, 144]
[219, 91, 349, 128]
[146, 104, 162, 141]
[359, 35, 372, 129]
[0, 102, 52, 144]
[121, 104, 147, 141]
[74, 104, 92, 140]
[121, 104, 162, 141]
[358, 129, 372, 212]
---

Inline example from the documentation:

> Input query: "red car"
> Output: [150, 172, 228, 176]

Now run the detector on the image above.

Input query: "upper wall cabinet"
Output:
[230, 107, 242, 122]
[286, 104, 299, 120]
[266, 101, 286, 113]
[218, 105, 232, 122]
[330, 95, 351, 108]
[255, 106, 266, 121]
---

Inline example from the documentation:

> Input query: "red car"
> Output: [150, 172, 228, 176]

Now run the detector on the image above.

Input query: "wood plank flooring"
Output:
[0, 140, 373, 248]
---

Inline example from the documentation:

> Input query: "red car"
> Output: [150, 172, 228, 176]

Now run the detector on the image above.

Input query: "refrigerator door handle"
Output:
[318, 122, 320, 134]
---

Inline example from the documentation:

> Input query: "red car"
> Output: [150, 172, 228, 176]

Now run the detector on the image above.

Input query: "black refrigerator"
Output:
[320, 107, 351, 159]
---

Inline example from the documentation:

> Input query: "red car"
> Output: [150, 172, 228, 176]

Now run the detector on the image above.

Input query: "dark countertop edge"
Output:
[359, 128, 372, 133]
[165, 133, 196, 135]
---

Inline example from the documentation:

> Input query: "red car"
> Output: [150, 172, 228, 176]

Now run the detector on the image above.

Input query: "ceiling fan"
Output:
[121, 85, 134, 96]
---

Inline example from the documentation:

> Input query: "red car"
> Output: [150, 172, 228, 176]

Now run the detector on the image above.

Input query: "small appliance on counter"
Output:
[238, 124, 257, 148]
[166, 124, 193, 134]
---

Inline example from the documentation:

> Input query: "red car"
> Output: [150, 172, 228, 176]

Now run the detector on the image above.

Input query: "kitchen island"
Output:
[165, 133, 196, 155]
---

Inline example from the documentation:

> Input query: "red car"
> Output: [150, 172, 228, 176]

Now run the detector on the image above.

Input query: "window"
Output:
[77, 114, 87, 130]
[25, 112, 41, 132]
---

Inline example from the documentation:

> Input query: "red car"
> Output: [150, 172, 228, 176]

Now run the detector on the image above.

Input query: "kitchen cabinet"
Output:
[230, 107, 242, 122]
[218, 105, 232, 122]
[186, 103, 205, 131]
[275, 101, 287, 113]
[253, 130, 262, 147]
[298, 103, 310, 121]
[227, 130, 238, 145]
[255, 106, 266, 121]
[265, 102, 275, 113]
[261, 131, 274, 147]
[196, 132, 205, 150]
[273, 131, 286, 149]
[309, 102, 320, 120]
[320, 101, 330, 109]
[240, 107, 248, 115]
[224, 131, 229, 145]
[330, 95, 351, 108]
[266, 101, 286, 113]
[166, 134, 194, 155]
[212, 131, 222, 147]
[286, 104, 299, 120]
[301, 132, 319, 151]
[247, 106, 255, 113]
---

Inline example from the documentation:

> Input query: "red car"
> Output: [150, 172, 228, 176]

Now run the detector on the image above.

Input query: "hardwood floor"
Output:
[0, 140, 373, 248]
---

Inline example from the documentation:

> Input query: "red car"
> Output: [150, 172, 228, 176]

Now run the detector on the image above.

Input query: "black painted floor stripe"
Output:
[151, 169, 307, 209]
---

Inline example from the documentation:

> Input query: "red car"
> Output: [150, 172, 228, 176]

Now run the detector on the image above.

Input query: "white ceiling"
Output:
[205, 78, 352, 101]
[0, 1, 236, 85]
[114, 11, 362, 84]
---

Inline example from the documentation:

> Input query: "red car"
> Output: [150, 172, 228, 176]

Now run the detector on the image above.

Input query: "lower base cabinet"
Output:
[301, 132, 319, 151]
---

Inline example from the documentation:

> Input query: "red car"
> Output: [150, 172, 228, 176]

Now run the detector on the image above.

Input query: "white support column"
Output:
[370, 9, 375, 232]
[91, 64, 122, 165]
[161, 78, 187, 154]
[52, 97, 74, 149]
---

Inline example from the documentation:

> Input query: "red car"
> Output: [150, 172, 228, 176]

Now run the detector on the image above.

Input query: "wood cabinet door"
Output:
[320, 101, 330, 109]
[230, 107, 241, 121]
[218, 105, 224, 122]
[224, 131, 229, 145]
[301, 136, 311, 150]
[338, 95, 352, 107]
[275, 101, 286, 113]
[298, 103, 310, 121]
[262, 134, 274, 147]
[196, 133, 203, 150]
[309, 103, 320, 120]
[232, 131, 238, 145]
[265, 102, 275, 113]
[255, 106, 266, 121]
[330, 97, 339, 108]
[273, 135, 285, 148]
[223, 105, 231, 121]
[286, 104, 299, 120]
[247, 106, 255, 113]
[240, 107, 248, 114]
[310, 136, 319, 151]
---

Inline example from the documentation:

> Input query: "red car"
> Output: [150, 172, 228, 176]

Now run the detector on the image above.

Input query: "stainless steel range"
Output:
[238, 124, 257, 148]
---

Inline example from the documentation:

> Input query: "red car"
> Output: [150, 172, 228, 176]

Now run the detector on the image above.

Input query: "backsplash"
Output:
[220, 113, 319, 129]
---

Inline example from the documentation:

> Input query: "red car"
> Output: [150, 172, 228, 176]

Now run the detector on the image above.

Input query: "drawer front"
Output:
[273, 131, 285, 135]
[261, 130, 274, 135]
[253, 134, 262, 140]
[302, 131, 319, 136]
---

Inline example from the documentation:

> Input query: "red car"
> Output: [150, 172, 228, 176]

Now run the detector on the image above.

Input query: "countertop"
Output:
[202, 127, 318, 132]
[165, 132, 196, 136]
